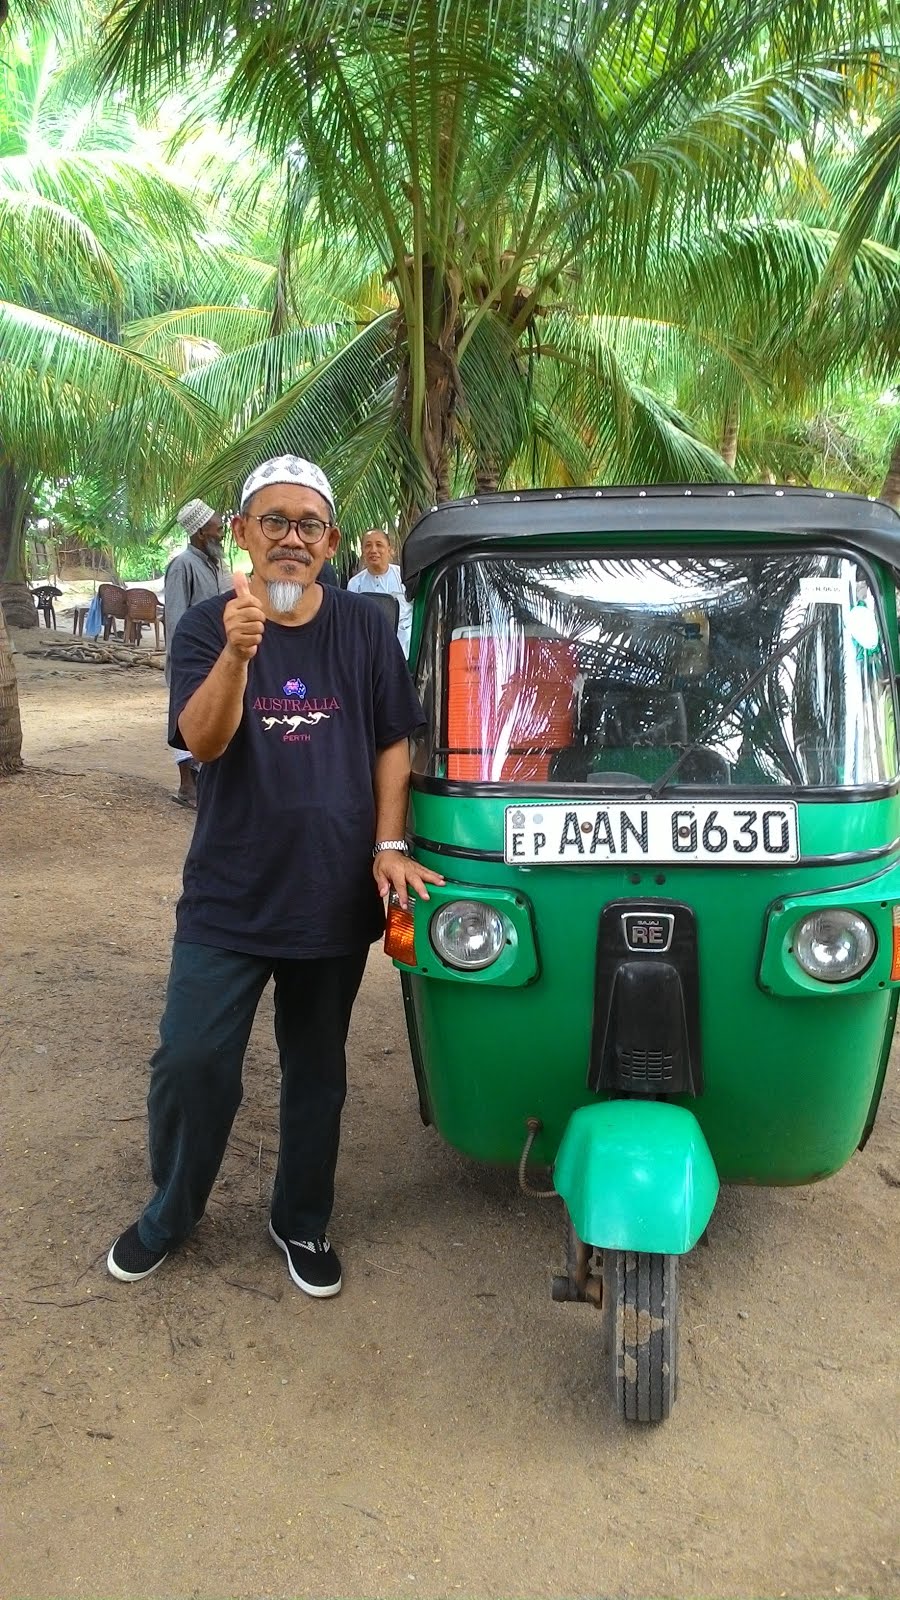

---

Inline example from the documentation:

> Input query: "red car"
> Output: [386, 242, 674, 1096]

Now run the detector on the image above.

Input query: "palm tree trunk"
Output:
[0, 465, 38, 629]
[400, 258, 463, 524]
[0, 599, 23, 774]
[880, 433, 900, 508]
[475, 456, 500, 495]
[398, 336, 459, 524]
[420, 332, 459, 506]
[720, 403, 739, 471]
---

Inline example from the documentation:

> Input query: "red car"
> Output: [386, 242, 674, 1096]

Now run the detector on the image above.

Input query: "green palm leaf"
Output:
[0, 300, 218, 497]
[169, 314, 402, 509]
[0, 191, 123, 306]
[124, 305, 276, 358]
[826, 96, 900, 273]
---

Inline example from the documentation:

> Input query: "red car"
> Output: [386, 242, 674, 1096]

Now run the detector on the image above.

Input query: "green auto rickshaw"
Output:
[385, 484, 900, 1422]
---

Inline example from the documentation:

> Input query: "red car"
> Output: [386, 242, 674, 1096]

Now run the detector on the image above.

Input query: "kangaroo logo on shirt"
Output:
[252, 685, 341, 742]
[262, 712, 330, 734]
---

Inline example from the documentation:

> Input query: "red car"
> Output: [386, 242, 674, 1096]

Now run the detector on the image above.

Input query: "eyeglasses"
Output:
[246, 514, 332, 544]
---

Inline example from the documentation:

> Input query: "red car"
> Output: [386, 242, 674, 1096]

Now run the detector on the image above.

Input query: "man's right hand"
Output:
[224, 572, 266, 661]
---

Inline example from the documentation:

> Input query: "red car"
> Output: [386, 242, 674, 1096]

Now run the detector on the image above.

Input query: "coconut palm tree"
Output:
[788, 64, 900, 501]
[836, 103, 900, 505]
[0, 20, 283, 767]
[0, 24, 233, 624]
[99, 0, 900, 525]
[0, 599, 22, 774]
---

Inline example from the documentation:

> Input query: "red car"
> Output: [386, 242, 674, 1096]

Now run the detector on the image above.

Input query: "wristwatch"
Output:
[373, 839, 409, 857]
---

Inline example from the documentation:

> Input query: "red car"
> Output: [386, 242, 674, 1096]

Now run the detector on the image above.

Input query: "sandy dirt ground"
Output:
[1, 631, 899, 1600]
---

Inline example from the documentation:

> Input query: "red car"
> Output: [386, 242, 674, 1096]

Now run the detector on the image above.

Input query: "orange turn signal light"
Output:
[890, 907, 900, 982]
[385, 896, 417, 966]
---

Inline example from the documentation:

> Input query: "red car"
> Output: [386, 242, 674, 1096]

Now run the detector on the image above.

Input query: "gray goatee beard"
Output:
[266, 579, 304, 614]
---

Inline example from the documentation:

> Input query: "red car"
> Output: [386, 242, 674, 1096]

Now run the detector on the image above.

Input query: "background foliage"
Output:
[0, 0, 899, 596]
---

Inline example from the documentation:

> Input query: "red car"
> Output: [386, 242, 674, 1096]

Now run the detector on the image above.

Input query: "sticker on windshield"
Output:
[799, 575, 845, 605]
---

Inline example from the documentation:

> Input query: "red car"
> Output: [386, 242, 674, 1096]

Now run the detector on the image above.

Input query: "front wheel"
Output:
[602, 1250, 678, 1423]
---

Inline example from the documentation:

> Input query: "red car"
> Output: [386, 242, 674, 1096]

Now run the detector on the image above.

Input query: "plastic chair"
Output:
[359, 591, 401, 632]
[31, 584, 62, 628]
[98, 583, 128, 640]
[124, 588, 164, 648]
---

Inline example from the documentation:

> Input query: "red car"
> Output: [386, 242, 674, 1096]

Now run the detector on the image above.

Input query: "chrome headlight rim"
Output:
[429, 899, 507, 971]
[791, 907, 877, 985]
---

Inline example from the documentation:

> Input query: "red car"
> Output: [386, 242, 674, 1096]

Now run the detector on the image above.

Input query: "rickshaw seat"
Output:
[549, 745, 731, 785]
[583, 683, 688, 748]
[548, 756, 645, 785]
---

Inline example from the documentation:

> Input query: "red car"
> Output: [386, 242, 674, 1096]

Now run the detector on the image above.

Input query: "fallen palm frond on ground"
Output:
[22, 637, 165, 668]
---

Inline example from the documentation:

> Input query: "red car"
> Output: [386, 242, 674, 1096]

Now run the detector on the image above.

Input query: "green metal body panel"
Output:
[405, 882, 538, 986]
[553, 1102, 719, 1253]
[761, 880, 900, 996]
[413, 789, 900, 862]
[400, 789, 900, 1181]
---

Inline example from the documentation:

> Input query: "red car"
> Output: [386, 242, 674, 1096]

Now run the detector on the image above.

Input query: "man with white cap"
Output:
[108, 455, 444, 1298]
[164, 499, 227, 807]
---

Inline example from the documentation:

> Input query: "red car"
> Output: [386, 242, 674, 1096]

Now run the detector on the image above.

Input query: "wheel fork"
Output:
[551, 1221, 603, 1305]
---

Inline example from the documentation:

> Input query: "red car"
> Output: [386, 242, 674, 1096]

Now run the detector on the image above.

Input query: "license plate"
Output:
[504, 801, 799, 865]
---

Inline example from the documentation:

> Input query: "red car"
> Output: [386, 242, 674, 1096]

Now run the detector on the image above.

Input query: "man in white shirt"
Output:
[347, 529, 413, 656]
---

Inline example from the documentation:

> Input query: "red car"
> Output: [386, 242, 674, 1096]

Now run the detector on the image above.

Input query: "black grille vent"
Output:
[590, 900, 702, 1098]
[617, 1049, 675, 1084]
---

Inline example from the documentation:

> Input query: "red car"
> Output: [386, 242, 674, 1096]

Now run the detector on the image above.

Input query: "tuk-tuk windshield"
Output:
[415, 548, 897, 789]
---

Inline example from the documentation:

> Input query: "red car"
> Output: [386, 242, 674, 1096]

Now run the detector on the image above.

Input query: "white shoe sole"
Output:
[268, 1221, 342, 1297]
[107, 1240, 168, 1282]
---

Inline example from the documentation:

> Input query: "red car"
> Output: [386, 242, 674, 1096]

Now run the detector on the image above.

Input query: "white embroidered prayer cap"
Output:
[176, 499, 217, 538]
[239, 455, 336, 520]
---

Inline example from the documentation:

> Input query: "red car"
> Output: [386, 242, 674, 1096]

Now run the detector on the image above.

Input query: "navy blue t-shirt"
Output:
[168, 585, 424, 959]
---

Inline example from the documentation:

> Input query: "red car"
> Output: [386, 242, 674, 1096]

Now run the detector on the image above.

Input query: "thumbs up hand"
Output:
[224, 570, 266, 661]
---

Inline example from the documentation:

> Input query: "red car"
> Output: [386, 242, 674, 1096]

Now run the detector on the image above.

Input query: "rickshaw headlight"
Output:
[430, 901, 506, 970]
[792, 910, 876, 983]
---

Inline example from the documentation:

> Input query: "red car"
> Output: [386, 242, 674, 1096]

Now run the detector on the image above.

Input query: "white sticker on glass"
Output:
[798, 576, 846, 605]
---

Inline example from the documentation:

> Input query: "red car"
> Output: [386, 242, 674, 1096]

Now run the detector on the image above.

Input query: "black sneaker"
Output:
[268, 1221, 342, 1297]
[107, 1222, 169, 1282]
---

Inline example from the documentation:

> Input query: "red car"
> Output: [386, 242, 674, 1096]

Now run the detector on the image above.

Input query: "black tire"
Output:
[603, 1250, 678, 1423]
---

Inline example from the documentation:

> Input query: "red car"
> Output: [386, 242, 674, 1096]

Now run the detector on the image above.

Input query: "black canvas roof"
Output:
[401, 484, 900, 593]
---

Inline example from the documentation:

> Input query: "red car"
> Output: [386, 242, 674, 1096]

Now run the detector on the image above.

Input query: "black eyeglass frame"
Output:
[244, 513, 334, 544]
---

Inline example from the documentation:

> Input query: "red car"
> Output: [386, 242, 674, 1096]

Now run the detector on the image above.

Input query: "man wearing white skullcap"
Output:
[109, 454, 444, 1299]
[238, 455, 336, 518]
[163, 498, 227, 806]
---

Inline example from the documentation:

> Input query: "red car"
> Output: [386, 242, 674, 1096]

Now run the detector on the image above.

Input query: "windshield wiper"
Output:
[648, 621, 818, 798]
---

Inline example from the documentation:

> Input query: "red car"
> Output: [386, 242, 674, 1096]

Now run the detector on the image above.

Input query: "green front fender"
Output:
[553, 1101, 719, 1255]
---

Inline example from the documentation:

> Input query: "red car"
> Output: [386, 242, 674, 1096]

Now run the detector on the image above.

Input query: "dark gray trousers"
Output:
[137, 940, 369, 1253]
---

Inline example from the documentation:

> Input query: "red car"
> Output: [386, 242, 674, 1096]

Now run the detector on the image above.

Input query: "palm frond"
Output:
[540, 311, 736, 483]
[0, 191, 123, 306]
[0, 300, 219, 500]
[455, 314, 531, 480]
[825, 96, 900, 275]
[123, 304, 275, 357]
[170, 314, 399, 510]
[181, 323, 362, 421]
